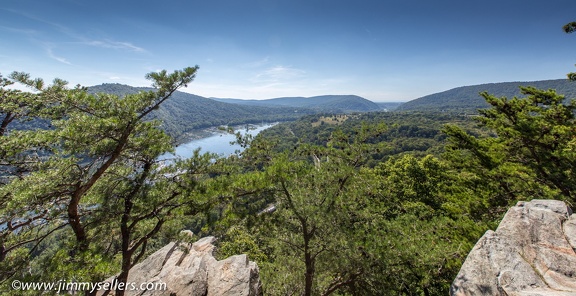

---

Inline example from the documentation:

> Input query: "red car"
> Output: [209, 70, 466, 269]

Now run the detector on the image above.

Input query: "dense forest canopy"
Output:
[2, 22, 576, 293]
[1, 69, 575, 295]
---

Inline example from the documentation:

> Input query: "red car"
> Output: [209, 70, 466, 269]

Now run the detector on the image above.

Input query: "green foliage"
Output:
[220, 120, 486, 295]
[564, 21, 576, 81]
[564, 21, 576, 33]
[259, 111, 480, 163]
[253, 124, 387, 296]
[377, 155, 448, 215]
[4, 58, 573, 296]
[0, 67, 227, 295]
[445, 87, 576, 209]
[353, 155, 485, 294]
[217, 225, 268, 263]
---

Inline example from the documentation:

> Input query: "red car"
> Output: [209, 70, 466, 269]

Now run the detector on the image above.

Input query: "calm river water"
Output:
[160, 123, 275, 160]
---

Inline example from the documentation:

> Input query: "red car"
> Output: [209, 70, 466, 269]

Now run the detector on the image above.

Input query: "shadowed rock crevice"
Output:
[451, 199, 576, 296]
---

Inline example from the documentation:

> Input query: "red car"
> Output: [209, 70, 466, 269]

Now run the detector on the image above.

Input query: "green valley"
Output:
[2, 67, 576, 295]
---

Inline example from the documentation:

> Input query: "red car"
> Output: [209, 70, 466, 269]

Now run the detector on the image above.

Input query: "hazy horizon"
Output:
[2, 0, 576, 102]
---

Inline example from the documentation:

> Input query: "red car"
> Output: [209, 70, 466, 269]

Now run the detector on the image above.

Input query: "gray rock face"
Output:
[98, 236, 261, 296]
[451, 199, 576, 296]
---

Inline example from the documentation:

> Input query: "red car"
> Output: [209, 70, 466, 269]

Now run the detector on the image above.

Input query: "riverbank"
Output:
[163, 123, 277, 159]
[173, 123, 276, 145]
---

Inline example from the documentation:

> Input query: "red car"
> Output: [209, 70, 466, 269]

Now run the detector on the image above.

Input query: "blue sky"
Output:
[2, 0, 576, 102]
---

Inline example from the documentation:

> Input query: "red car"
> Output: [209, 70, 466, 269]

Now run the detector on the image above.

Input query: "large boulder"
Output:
[98, 236, 261, 296]
[451, 199, 576, 296]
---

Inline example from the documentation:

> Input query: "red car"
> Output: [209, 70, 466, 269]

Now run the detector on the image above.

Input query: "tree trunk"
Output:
[0, 112, 14, 137]
[117, 184, 134, 296]
[303, 223, 314, 296]
[68, 192, 88, 252]
[304, 249, 314, 296]
[115, 259, 131, 296]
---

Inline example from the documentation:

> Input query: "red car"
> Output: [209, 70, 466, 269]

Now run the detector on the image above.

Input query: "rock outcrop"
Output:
[99, 236, 261, 296]
[451, 199, 576, 296]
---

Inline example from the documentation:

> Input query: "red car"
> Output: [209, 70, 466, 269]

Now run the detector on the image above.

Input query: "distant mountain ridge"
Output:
[397, 79, 576, 112]
[88, 84, 315, 142]
[213, 95, 382, 113]
[87, 84, 385, 143]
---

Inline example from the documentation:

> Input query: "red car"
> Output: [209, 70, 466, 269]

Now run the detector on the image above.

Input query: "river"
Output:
[160, 123, 276, 160]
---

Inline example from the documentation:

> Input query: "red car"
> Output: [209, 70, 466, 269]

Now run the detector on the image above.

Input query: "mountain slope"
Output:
[397, 79, 576, 112]
[213, 95, 381, 112]
[88, 84, 314, 141]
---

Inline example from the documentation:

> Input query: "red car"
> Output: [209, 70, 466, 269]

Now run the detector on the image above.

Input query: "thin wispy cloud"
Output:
[4, 8, 148, 54]
[243, 56, 270, 68]
[83, 40, 146, 53]
[191, 80, 303, 100]
[253, 65, 306, 83]
[0, 25, 37, 35]
[45, 45, 71, 65]
[250, 82, 284, 90]
[4, 0, 570, 102]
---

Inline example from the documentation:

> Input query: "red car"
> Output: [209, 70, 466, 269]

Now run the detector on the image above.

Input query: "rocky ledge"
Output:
[451, 199, 576, 296]
[99, 236, 261, 296]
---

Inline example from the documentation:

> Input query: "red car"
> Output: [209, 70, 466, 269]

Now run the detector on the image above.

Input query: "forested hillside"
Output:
[215, 85, 576, 295]
[89, 84, 315, 142]
[257, 112, 483, 163]
[213, 95, 382, 112]
[397, 79, 576, 112]
[3, 67, 576, 296]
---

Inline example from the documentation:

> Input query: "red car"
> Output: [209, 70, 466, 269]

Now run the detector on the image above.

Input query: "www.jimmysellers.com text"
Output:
[11, 278, 167, 294]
